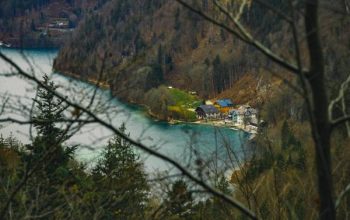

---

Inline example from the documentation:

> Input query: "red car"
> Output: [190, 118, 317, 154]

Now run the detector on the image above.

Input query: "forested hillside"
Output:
[0, 0, 102, 48]
[2, 0, 349, 119]
[53, 0, 349, 120]
[1, 0, 350, 219]
[53, 0, 279, 119]
[53, 5, 350, 217]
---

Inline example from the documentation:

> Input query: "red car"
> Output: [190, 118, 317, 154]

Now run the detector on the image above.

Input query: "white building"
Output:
[229, 105, 258, 127]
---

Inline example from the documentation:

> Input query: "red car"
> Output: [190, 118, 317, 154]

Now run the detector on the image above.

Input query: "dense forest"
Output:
[53, 0, 350, 218]
[0, 0, 101, 48]
[53, 0, 350, 121]
[53, 0, 264, 119]
[1, 0, 350, 219]
[1, 75, 349, 219]
[0, 0, 54, 18]
[0, 76, 265, 219]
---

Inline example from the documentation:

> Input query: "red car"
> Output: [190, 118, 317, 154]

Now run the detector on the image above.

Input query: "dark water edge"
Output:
[0, 47, 251, 172]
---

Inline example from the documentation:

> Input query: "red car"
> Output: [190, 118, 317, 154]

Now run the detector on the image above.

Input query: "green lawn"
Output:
[166, 88, 201, 121]
[168, 88, 201, 108]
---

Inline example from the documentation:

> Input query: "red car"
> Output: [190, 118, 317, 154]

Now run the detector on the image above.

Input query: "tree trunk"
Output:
[305, 1, 336, 219]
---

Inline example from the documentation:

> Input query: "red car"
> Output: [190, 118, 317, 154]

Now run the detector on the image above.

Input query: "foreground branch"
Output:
[175, 0, 306, 75]
[335, 183, 350, 209]
[0, 51, 258, 219]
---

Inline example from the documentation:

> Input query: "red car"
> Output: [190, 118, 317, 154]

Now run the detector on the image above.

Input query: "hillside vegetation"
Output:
[52, 2, 350, 217]
[0, 0, 100, 48]
[53, 0, 270, 110]
[1, 0, 350, 219]
[53, 0, 349, 118]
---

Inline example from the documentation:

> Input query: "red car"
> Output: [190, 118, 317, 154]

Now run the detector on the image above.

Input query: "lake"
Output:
[0, 48, 249, 172]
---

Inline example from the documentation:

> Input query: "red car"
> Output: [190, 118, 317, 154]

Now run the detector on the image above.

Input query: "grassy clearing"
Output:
[167, 88, 201, 121]
[168, 88, 201, 108]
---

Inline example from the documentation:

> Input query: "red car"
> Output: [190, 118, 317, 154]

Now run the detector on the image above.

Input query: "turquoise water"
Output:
[0, 48, 249, 172]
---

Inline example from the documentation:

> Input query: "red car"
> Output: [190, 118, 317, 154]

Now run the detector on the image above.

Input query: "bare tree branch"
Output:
[329, 73, 350, 130]
[331, 115, 350, 129]
[176, 0, 306, 75]
[254, 0, 293, 22]
[0, 50, 258, 220]
[335, 183, 350, 209]
[0, 117, 97, 125]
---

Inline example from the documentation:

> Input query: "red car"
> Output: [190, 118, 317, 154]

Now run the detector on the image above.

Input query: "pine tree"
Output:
[0, 134, 4, 148]
[212, 55, 222, 94]
[281, 120, 290, 149]
[157, 44, 163, 66]
[209, 176, 234, 219]
[93, 123, 149, 219]
[174, 8, 181, 30]
[30, 19, 36, 31]
[146, 63, 164, 90]
[27, 75, 75, 177]
[164, 179, 193, 219]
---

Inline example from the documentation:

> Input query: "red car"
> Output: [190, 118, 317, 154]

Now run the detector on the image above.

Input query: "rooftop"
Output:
[196, 105, 220, 114]
[215, 98, 234, 107]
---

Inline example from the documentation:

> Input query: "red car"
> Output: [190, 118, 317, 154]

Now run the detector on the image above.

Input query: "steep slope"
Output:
[53, 0, 350, 120]
[0, 0, 100, 48]
[54, 1, 271, 99]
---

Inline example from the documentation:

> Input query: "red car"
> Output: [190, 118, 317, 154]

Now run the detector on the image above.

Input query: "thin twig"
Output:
[335, 183, 350, 209]
[176, 0, 306, 74]
[0, 50, 258, 220]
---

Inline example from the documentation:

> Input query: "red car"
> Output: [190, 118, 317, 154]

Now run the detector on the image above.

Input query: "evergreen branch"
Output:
[0, 126, 71, 219]
[0, 51, 258, 220]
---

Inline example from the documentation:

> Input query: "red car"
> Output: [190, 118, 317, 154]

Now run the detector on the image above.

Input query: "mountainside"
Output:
[52, 0, 268, 117]
[2, 1, 350, 218]
[52, 0, 349, 120]
[0, 0, 100, 48]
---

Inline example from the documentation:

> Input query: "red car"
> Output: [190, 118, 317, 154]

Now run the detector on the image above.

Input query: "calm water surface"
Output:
[0, 48, 248, 172]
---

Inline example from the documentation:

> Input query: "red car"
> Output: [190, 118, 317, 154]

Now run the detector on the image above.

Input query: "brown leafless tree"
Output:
[174, 0, 350, 219]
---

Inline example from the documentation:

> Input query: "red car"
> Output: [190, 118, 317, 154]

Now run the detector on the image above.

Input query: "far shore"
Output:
[169, 119, 258, 136]
[54, 71, 110, 89]
[55, 71, 258, 136]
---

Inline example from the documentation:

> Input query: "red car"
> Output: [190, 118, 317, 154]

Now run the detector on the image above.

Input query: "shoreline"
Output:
[55, 71, 173, 121]
[170, 119, 258, 135]
[0, 40, 61, 49]
[54, 71, 110, 89]
[55, 71, 258, 136]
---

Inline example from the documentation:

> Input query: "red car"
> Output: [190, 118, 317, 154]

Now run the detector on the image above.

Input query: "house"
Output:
[195, 105, 220, 119]
[229, 108, 245, 125]
[205, 100, 214, 105]
[241, 105, 258, 124]
[214, 98, 234, 113]
[48, 19, 70, 29]
[245, 107, 258, 125]
[229, 105, 258, 126]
